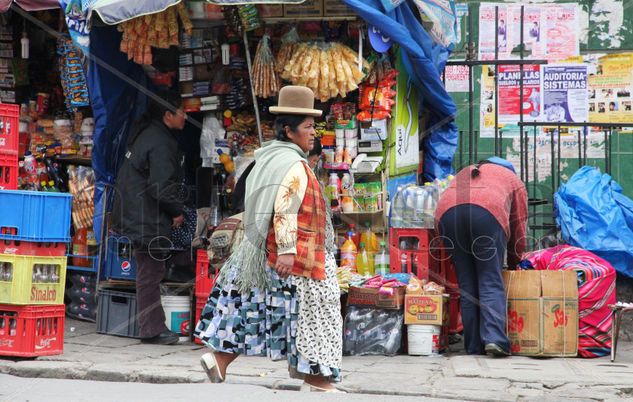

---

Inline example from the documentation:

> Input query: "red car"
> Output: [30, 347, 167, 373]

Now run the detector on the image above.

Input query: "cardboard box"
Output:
[284, 0, 323, 18]
[323, 0, 354, 16]
[404, 294, 449, 325]
[347, 286, 405, 310]
[503, 270, 578, 357]
[258, 5, 284, 18]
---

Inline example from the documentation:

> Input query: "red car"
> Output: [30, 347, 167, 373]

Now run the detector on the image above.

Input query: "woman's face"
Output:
[286, 117, 316, 154]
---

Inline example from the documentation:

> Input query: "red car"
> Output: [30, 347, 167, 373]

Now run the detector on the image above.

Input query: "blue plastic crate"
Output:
[0, 190, 72, 243]
[102, 236, 137, 281]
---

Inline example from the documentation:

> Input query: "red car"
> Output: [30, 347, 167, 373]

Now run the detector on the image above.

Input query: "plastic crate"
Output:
[0, 151, 17, 190]
[0, 304, 65, 357]
[0, 239, 66, 257]
[0, 190, 72, 243]
[0, 254, 67, 305]
[96, 288, 139, 338]
[102, 236, 136, 281]
[66, 254, 98, 273]
[194, 295, 206, 345]
[389, 228, 436, 280]
[195, 249, 219, 298]
[0, 103, 19, 156]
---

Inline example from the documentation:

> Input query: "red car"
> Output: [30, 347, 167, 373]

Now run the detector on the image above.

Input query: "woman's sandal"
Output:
[300, 383, 346, 393]
[200, 352, 224, 383]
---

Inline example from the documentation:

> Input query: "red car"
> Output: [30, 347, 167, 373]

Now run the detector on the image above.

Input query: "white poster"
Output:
[445, 65, 469, 92]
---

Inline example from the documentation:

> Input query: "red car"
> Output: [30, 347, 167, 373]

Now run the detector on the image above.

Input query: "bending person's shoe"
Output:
[485, 343, 510, 357]
[141, 330, 180, 345]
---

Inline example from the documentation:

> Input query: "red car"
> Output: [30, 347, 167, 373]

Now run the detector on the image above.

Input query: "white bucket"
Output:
[162, 296, 191, 335]
[407, 324, 441, 356]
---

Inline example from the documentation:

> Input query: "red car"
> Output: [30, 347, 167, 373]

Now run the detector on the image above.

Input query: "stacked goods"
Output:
[404, 277, 449, 356]
[66, 272, 97, 322]
[67, 166, 95, 230]
[275, 27, 300, 73]
[0, 190, 71, 357]
[252, 35, 281, 99]
[118, 3, 192, 65]
[280, 42, 368, 102]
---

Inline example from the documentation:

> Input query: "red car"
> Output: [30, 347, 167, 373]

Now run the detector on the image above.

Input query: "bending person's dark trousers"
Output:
[134, 251, 169, 338]
[439, 204, 510, 355]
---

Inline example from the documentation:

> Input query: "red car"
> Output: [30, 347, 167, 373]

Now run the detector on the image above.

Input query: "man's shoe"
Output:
[485, 343, 510, 357]
[141, 330, 180, 345]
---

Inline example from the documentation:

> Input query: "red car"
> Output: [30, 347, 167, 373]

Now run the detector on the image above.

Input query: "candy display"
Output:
[237, 5, 261, 32]
[118, 2, 192, 65]
[57, 36, 89, 109]
[280, 42, 368, 102]
[252, 35, 281, 99]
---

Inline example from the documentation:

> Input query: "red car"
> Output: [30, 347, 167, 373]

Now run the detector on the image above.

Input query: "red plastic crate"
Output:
[0, 304, 65, 357]
[389, 228, 436, 280]
[433, 244, 463, 335]
[0, 103, 19, 156]
[0, 151, 17, 190]
[195, 249, 219, 298]
[0, 239, 66, 257]
[194, 295, 206, 345]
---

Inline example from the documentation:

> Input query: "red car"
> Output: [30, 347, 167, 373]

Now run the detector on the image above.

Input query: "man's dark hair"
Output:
[274, 114, 309, 141]
[146, 90, 183, 121]
[309, 137, 322, 157]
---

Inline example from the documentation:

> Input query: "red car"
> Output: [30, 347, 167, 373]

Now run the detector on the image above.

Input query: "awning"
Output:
[0, 0, 60, 12]
[91, 0, 181, 25]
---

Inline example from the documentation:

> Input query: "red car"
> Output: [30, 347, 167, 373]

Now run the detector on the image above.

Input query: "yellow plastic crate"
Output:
[0, 254, 67, 305]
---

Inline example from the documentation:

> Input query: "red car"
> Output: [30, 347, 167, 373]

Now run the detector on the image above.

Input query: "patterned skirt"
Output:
[194, 254, 342, 381]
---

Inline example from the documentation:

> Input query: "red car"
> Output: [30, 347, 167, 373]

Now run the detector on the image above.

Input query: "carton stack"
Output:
[404, 278, 449, 356]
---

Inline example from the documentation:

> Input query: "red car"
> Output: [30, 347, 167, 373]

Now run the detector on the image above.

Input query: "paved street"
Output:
[1, 319, 633, 401]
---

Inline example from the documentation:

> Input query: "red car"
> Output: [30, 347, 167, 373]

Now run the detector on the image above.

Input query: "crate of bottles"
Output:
[195, 249, 219, 299]
[0, 239, 67, 257]
[0, 254, 67, 305]
[102, 236, 137, 281]
[0, 304, 65, 357]
[0, 103, 19, 155]
[0, 151, 17, 190]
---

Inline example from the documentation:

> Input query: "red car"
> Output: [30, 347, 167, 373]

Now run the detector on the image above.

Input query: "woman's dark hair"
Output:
[309, 137, 322, 157]
[274, 114, 310, 141]
[471, 160, 493, 178]
[128, 90, 183, 146]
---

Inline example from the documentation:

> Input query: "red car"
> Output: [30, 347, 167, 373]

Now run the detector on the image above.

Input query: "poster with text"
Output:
[498, 64, 541, 123]
[541, 65, 588, 123]
[588, 53, 633, 123]
[480, 65, 496, 137]
[478, 3, 509, 60]
[445, 65, 469, 93]
[543, 4, 580, 61]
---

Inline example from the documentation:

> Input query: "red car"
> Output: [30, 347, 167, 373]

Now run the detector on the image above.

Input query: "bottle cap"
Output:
[380, 241, 386, 246]
[359, 242, 365, 248]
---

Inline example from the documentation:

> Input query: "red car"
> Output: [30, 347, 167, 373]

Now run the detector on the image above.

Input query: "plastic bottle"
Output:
[356, 242, 374, 276]
[340, 231, 358, 272]
[341, 173, 352, 196]
[391, 186, 405, 228]
[72, 228, 90, 267]
[374, 241, 390, 276]
[23, 151, 36, 175]
[327, 173, 340, 202]
[360, 221, 379, 253]
[348, 224, 360, 248]
[47, 180, 59, 192]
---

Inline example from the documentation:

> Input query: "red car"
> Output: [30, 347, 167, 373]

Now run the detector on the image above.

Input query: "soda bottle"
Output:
[340, 231, 358, 272]
[356, 242, 374, 276]
[348, 224, 360, 248]
[375, 241, 390, 276]
[360, 222, 379, 253]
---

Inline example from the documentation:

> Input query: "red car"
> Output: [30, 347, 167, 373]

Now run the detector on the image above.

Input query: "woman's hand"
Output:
[274, 254, 295, 279]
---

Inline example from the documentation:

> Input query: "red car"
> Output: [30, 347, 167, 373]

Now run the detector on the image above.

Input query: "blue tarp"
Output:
[555, 166, 633, 277]
[342, 0, 458, 181]
[87, 25, 146, 242]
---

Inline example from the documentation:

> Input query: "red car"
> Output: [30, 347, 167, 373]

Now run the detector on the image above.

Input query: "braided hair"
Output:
[471, 160, 494, 178]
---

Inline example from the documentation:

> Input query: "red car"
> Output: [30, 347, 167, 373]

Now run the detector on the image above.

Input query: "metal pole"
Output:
[577, 128, 582, 170]
[494, 6, 499, 156]
[459, 130, 464, 169]
[557, 125, 561, 189]
[550, 128, 555, 204]
[584, 126, 588, 164]
[243, 31, 263, 145]
[604, 129, 608, 173]
[519, 6, 525, 181]
[468, 7, 474, 165]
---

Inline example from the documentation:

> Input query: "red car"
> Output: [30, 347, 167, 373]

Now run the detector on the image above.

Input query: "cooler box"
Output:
[102, 236, 137, 281]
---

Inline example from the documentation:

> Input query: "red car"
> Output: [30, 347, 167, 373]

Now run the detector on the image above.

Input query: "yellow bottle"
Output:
[340, 231, 357, 272]
[356, 242, 374, 276]
[360, 221, 379, 254]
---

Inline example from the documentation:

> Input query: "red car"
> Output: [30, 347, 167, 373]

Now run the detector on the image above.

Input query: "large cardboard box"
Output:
[503, 270, 578, 357]
[404, 294, 449, 325]
[347, 286, 405, 310]
[284, 0, 323, 18]
[258, 5, 283, 18]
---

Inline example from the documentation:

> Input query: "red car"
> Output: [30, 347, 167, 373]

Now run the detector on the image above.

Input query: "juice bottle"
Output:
[374, 241, 390, 276]
[356, 242, 374, 276]
[340, 231, 357, 272]
[360, 221, 379, 253]
[348, 224, 360, 248]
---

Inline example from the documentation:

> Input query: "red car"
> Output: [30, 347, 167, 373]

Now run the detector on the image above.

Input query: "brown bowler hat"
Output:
[269, 85, 322, 117]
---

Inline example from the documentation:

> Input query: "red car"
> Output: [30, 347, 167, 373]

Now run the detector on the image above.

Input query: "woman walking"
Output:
[194, 86, 343, 392]
[435, 157, 528, 357]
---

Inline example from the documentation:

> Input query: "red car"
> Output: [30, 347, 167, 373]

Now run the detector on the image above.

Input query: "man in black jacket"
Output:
[111, 92, 186, 345]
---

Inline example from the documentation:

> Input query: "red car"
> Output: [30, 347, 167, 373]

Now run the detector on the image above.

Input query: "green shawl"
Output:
[215, 140, 307, 292]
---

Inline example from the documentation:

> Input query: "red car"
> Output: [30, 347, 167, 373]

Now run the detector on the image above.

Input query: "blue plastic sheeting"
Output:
[342, 0, 458, 181]
[87, 25, 146, 242]
[555, 166, 633, 277]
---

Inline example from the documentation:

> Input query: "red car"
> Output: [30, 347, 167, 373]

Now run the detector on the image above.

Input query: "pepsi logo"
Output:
[120, 261, 131, 272]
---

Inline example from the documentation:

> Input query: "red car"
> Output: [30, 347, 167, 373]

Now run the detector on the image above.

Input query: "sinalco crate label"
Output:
[31, 284, 59, 303]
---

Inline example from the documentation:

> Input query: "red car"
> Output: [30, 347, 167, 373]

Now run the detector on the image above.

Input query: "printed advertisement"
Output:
[480, 65, 496, 137]
[444, 65, 469, 93]
[413, 0, 458, 48]
[498, 64, 541, 123]
[541, 65, 588, 123]
[588, 53, 633, 123]
[478, 3, 579, 62]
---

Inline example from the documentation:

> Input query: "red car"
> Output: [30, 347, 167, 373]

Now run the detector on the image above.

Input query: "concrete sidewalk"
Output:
[1, 319, 633, 401]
